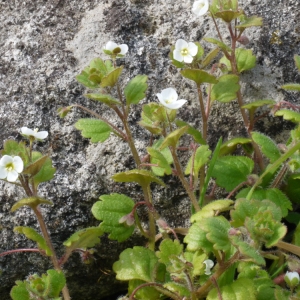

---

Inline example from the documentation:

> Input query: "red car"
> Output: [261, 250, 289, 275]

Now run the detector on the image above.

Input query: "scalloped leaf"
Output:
[211, 155, 254, 192]
[14, 226, 52, 256]
[160, 126, 188, 149]
[163, 282, 190, 298]
[43, 269, 66, 298]
[113, 246, 159, 282]
[252, 132, 281, 163]
[147, 147, 172, 176]
[75, 118, 112, 142]
[207, 278, 256, 300]
[63, 227, 103, 252]
[211, 74, 240, 103]
[235, 16, 263, 28]
[204, 37, 231, 52]
[100, 66, 123, 88]
[112, 169, 165, 188]
[91, 194, 134, 242]
[156, 239, 183, 266]
[10, 281, 30, 300]
[180, 69, 218, 85]
[191, 200, 234, 222]
[185, 146, 211, 182]
[128, 280, 162, 300]
[125, 75, 148, 105]
[219, 137, 252, 156]
[85, 93, 121, 106]
[175, 120, 206, 145]
[11, 197, 53, 212]
[275, 109, 300, 123]
[184, 223, 214, 253]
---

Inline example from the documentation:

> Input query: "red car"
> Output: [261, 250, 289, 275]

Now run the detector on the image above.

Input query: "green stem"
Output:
[33, 207, 71, 300]
[197, 85, 208, 141]
[246, 141, 300, 200]
[171, 146, 200, 211]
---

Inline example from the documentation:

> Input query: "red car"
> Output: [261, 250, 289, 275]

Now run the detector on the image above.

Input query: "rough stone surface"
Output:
[0, 0, 299, 299]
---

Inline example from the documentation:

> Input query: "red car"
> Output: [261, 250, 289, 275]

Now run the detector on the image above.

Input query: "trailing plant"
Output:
[2, 0, 300, 299]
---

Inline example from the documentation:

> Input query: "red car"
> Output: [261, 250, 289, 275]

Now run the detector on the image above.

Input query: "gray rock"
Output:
[0, 0, 299, 299]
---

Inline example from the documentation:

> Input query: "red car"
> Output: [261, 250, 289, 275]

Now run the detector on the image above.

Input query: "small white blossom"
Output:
[21, 127, 48, 140]
[285, 271, 300, 288]
[173, 39, 198, 63]
[192, 0, 209, 17]
[156, 88, 187, 110]
[203, 259, 214, 275]
[0, 155, 24, 182]
[104, 41, 128, 56]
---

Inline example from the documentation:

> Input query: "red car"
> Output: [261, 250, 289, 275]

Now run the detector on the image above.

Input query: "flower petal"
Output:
[173, 50, 184, 62]
[183, 54, 194, 63]
[161, 88, 178, 100]
[21, 127, 35, 136]
[0, 166, 7, 179]
[0, 155, 13, 166]
[175, 39, 188, 50]
[105, 41, 118, 51]
[165, 99, 187, 109]
[188, 42, 198, 56]
[7, 170, 19, 182]
[35, 131, 48, 140]
[13, 156, 24, 173]
[119, 44, 128, 55]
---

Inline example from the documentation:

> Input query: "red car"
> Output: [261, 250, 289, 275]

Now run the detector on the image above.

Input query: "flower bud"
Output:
[237, 35, 250, 45]
[119, 212, 135, 226]
[284, 271, 300, 288]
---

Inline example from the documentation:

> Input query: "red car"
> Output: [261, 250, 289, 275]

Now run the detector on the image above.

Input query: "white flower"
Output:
[156, 88, 187, 109]
[173, 39, 198, 63]
[285, 271, 300, 287]
[21, 127, 48, 140]
[192, 0, 209, 17]
[104, 41, 128, 56]
[0, 155, 24, 182]
[203, 259, 214, 275]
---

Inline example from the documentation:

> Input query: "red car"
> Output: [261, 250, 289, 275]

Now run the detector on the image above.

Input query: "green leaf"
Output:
[184, 222, 214, 253]
[22, 155, 48, 178]
[147, 147, 172, 176]
[219, 137, 252, 156]
[1, 140, 29, 166]
[295, 55, 300, 72]
[199, 216, 232, 252]
[43, 269, 66, 298]
[91, 194, 135, 242]
[112, 169, 165, 188]
[210, 0, 238, 13]
[191, 199, 234, 222]
[113, 246, 159, 282]
[160, 126, 188, 149]
[129, 280, 162, 300]
[284, 175, 300, 204]
[85, 93, 121, 106]
[281, 84, 300, 91]
[125, 75, 148, 105]
[212, 156, 254, 191]
[204, 37, 231, 52]
[31, 152, 56, 186]
[63, 227, 103, 251]
[211, 74, 240, 103]
[236, 16, 263, 28]
[76, 70, 99, 89]
[11, 197, 53, 212]
[207, 278, 256, 300]
[293, 222, 300, 246]
[14, 226, 52, 256]
[275, 109, 300, 122]
[274, 287, 291, 300]
[175, 120, 206, 145]
[201, 47, 220, 68]
[194, 42, 205, 61]
[180, 69, 218, 85]
[214, 10, 243, 23]
[100, 66, 123, 88]
[242, 99, 276, 112]
[10, 281, 30, 300]
[156, 239, 183, 266]
[185, 146, 211, 181]
[230, 236, 266, 266]
[252, 132, 281, 163]
[75, 118, 111, 142]
[163, 282, 190, 298]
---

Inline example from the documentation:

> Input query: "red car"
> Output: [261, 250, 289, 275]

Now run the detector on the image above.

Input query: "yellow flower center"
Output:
[6, 163, 14, 172]
[181, 48, 189, 56]
[166, 97, 175, 104]
[198, 3, 205, 9]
